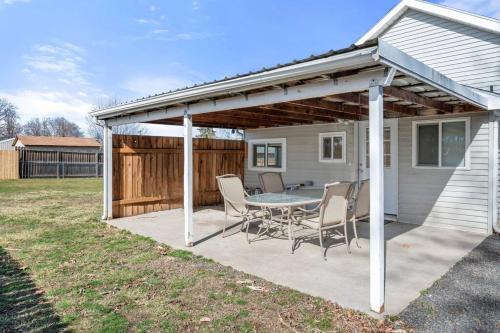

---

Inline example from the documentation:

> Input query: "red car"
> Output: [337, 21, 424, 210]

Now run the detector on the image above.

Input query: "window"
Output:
[319, 132, 346, 163]
[248, 138, 286, 172]
[365, 127, 392, 168]
[412, 118, 470, 169]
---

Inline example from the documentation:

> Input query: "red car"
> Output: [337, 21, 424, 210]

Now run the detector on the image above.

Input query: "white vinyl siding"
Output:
[381, 9, 500, 93]
[244, 123, 356, 188]
[398, 112, 490, 234]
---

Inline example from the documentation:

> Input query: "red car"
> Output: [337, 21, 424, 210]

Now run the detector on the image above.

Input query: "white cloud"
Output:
[0, 90, 94, 130]
[439, 0, 500, 19]
[175, 33, 193, 40]
[150, 28, 169, 35]
[0, 0, 30, 5]
[134, 18, 160, 25]
[24, 40, 89, 86]
[149, 4, 158, 12]
[123, 75, 192, 96]
[192, 0, 200, 10]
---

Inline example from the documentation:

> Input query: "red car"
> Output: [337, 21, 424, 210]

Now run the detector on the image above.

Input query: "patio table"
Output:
[244, 189, 323, 244]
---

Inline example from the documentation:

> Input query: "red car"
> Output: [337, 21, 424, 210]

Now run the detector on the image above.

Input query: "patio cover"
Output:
[90, 38, 498, 313]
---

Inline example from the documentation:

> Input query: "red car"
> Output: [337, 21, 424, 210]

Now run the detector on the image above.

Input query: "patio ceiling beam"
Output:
[232, 108, 314, 125]
[105, 68, 388, 126]
[153, 118, 251, 129]
[201, 110, 298, 127]
[329, 92, 418, 116]
[192, 114, 268, 128]
[285, 99, 366, 118]
[256, 104, 345, 122]
[383, 86, 454, 113]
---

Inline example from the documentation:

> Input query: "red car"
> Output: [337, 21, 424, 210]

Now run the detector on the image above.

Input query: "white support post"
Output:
[102, 123, 113, 220]
[489, 111, 499, 234]
[183, 112, 194, 246]
[369, 84, 385, 313]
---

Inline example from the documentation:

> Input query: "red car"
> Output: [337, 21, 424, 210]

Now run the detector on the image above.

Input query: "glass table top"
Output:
[245, 189, 323, 207]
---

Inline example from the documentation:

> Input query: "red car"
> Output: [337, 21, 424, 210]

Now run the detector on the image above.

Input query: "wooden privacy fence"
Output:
[0, 151, 19, 179]
[112, 135, 245, 218]
[19, 149, 103, 178]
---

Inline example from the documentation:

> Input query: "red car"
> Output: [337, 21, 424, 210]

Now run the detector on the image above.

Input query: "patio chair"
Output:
[292, 182, 355, 259]
[258, 172, 285, 193]
[348, 179, 370, 248]
[216, 174, 266, 242]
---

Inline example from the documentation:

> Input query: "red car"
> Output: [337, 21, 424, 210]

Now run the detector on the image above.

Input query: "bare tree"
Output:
[86, 115, 149, 143]
[0, 98, 21, 139]
[196, 127, 217, 138]
[87, 98, 149, 142]
[47, 117, 83, 137]
[216, 128, 244, 140]
[22, 118, 52, 136]
[22, 117, 83, 137]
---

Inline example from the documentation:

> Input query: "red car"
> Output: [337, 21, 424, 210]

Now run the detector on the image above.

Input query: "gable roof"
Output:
[356, 0, 500, 45]
[14, 136, 101, 148]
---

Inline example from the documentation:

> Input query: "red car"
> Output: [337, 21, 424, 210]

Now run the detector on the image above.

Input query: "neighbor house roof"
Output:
[13, 136, 101, 148]
[356, 0, 500, 45]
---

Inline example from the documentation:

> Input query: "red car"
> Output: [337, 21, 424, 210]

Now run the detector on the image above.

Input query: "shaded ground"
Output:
[0, 179, 408, 332]
[400, 235, 500, 332]
[0, 247, 66, 333]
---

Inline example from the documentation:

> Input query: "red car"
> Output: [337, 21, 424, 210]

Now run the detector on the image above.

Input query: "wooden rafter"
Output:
[233, 108, 314, 125]
[329, 92, 418, 116]
[383, 86, 453, 112]
[285, 99, 365, 119]
[257, 104, 343, 122]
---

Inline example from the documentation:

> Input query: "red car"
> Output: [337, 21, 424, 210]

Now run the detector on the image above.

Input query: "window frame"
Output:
[412, 117, 470, 170]
[318, 132, 347, 164]
[247, 138, 286, 172]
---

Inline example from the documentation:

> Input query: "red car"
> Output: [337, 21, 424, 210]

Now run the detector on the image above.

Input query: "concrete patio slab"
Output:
[107, 207, 486, 315]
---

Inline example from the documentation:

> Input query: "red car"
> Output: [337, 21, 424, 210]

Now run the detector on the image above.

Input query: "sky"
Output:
[0, 0, 499, 137]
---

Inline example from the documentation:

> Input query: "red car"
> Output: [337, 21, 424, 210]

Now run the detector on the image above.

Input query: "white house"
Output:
[90, 0, 500, 313]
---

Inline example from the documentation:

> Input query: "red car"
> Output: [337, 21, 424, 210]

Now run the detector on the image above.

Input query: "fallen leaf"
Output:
[199, 317, 211, 323]
[248, 285, 269, 292]
[236, 279, 254, 285]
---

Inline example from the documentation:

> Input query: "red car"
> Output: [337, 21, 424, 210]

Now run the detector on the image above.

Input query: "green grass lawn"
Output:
[0, 179, 406, 332]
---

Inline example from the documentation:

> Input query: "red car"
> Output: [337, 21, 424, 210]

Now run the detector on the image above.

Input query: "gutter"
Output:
[91, 46, 378, 120]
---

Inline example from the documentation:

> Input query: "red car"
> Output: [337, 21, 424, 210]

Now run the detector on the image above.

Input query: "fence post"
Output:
[57, 151, 60, 179]
[95, 152, 99, 177]
[61, 152, 65, 179]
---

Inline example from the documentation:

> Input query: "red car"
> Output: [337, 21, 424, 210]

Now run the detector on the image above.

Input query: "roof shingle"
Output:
[14, 136, 101, 148]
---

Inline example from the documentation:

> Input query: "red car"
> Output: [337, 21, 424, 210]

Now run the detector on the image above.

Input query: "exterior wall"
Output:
[244, 111, 492, 234]
[398, 112, 490, 234]
[381, 9, 500, 93]
[244, 123, 356, 189]
[0, 138, 15, 151]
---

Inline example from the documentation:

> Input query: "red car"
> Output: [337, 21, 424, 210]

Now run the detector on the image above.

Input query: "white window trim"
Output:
[248, 138, 286, 172]
[412, 117, 471, 170]
[318, 132, 347, 163]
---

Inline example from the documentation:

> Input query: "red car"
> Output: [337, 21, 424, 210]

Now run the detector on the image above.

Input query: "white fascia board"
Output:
[377, 40, 489, 109]
[92, 47, 377, 120]
[106, 68, 387, 126]
[471, 89, 500, 110]
[356, 0, 500, 45]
